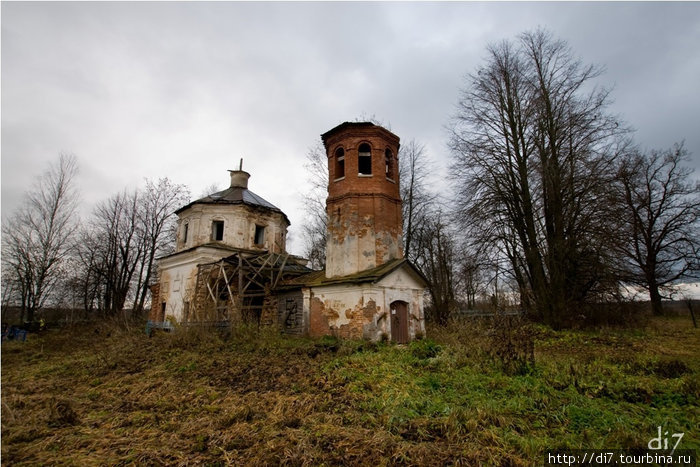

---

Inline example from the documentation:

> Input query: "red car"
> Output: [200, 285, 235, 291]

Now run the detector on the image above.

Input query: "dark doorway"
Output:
[390, 301, 409, 344]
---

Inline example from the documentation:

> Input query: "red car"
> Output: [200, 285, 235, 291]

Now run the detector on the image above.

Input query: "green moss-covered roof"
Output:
[280, 258, 427, 289]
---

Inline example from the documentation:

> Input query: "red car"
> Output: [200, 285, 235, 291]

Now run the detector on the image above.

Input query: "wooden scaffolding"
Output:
[189, 250, 311, 326]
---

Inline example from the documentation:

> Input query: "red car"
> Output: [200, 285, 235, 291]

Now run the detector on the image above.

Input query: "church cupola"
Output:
[321, 122, 403, 278]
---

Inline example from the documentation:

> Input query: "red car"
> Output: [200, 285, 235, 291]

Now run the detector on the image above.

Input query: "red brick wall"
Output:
[326, 195, 403, 264]
[308, 292, 380, 340]
[324, 124, 401, 202]
[323, 123, 404, 276]
[309, 296, 332, 337]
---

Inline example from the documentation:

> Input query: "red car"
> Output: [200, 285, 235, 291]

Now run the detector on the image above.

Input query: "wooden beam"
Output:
[220, 263, 236, 306]
[206, 281, 216, 303]
[273, 253, 289, 289]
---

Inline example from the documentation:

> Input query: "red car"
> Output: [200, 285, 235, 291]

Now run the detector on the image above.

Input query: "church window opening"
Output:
[334, 147, 345, 180]
[385, 149, 395, 180]
[358, 143, 372, 175]
[254, 225, 266, 245]
[212, 220, 224, 241]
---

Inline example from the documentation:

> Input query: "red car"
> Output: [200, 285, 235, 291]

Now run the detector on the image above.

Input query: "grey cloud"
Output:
[2, 2, 699, 255]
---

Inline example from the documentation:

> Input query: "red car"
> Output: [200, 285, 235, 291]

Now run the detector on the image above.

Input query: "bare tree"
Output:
[454, 243, 492, 311]
[449, 29, 628, 328]
[199, 182, 222, 198]
[300, 141, 329, 270]
[1, 154, 80, 322]
[413, 209, 457, 325]
[89, 189, 145, 313]
[616, 143, 700, 315]
[395, 139, 463, 322]
[71, 178, 188, 315]
[70, 227, 104, 314]
[399, 140, 436, 263]
[133, 178, 190, 313]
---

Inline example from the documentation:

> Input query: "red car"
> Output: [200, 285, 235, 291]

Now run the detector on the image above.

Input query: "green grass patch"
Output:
[2, 316, 698, 465]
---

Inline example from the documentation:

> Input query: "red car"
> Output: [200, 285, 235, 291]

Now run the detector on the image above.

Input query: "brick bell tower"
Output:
[321, 122, 403, 278]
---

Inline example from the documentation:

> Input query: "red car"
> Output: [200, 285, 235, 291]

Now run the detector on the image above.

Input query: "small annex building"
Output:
[149, 122, 426, 342]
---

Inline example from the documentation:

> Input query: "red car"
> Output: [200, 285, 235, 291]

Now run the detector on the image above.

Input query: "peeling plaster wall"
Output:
[175, 204, 288, 253]
[158, 262, 199, 322]
[306, 268, 425, 342]
[325, 195, 402, 278]
[155, 201, 289, 323]
[156, 248, 228, 322]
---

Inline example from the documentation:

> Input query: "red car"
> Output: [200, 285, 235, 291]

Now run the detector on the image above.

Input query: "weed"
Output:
[484, 313, 536, 375]
[192, 434, 209, 453]
[409, 338, 441, 360]
[2, 316, 698, 465]
[650, 359, 691, 378]
[47, 398, 78, 427]
[316, 335, 341, 353]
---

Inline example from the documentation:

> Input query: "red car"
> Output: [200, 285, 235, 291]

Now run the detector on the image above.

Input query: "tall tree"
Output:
[133, 178, 190, 313]
[90, 190, 144, 313]
[70, 178, 188, 315]
[399, 139, 435, 263]
[301, 141, 329, 270]
[449, 29, 628, 327]
[616, 144, 700, 315]
[1, 154, 80, 322]
[71, 226, 105, 313]
[412, 209, 457, 325]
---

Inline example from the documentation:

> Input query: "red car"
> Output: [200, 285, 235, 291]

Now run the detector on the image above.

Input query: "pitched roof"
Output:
[175, 185, 290, 224]
[280, 258, 427, 289]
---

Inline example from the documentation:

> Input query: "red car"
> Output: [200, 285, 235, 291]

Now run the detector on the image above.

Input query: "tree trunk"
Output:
[686, 300, 697, 328]
[649, 281, 663, 316]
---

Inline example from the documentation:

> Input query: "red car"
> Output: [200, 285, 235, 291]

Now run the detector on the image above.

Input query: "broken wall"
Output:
[176, 204, 288, 254]
[306, 270, 425, 342]
[277, 290, 305, 335]
[325, 195, 403, 277]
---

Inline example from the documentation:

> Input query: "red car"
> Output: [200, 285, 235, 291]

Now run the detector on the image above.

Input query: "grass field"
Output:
[2, 316, 698, 465]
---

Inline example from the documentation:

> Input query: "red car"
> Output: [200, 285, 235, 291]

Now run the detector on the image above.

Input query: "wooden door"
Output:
[390, 301, 409, 344]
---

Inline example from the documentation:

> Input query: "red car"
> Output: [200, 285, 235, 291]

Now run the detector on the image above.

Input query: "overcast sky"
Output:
[2, 1, 699, 256]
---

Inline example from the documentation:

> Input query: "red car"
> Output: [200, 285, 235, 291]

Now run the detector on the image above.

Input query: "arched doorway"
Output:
[390, 301, 409, 344]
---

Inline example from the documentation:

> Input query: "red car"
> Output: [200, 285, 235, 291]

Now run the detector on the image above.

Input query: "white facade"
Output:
[303, 262, 426, 341]
[175, 204, 287, 254]
[157, 245, 238, 322]
[152, 169, 290, 324]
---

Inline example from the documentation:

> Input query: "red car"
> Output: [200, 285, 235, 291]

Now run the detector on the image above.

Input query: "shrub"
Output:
[410, 339, 442, 360]
[485, 313, 535, 375]
[649, 359, 691, 379]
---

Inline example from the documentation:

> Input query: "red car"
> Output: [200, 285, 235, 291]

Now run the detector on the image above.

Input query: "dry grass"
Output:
[2, 316, 698, 465]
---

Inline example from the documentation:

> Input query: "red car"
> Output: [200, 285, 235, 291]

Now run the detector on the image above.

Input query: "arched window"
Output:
[334, 147, 345, 180]
[385, 149, 395, 180]
[358, 143, 372, 175]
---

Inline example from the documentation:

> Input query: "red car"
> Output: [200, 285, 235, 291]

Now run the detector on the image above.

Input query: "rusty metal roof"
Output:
[175, 186, 290, 225]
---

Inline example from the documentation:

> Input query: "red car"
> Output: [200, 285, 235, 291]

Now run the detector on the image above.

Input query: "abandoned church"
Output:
[149, 122, 426, 342]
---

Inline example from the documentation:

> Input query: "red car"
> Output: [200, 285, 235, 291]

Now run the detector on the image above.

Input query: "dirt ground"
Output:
[2, 317, 698, 465]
